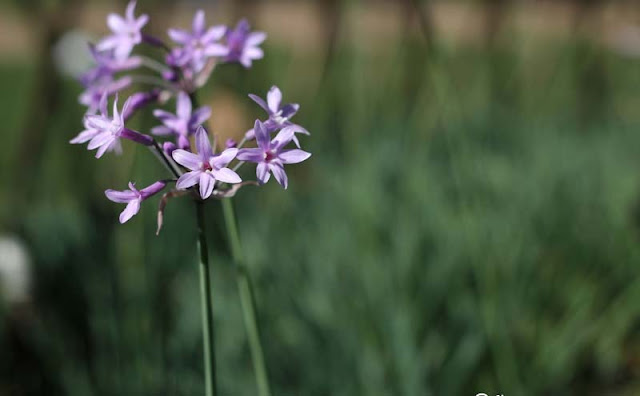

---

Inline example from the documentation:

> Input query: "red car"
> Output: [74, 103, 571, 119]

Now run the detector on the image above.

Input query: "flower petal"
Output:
[256, 162, 270, 184]
[195, 126, 213, 159]
[151, 125, 174, 136]
[278, 149, 311, 164]
[119, 199, 141, 223]
[199, 172, 215, 199]
[70, 129, 99, 144]
[267, 86, 282, 113]
[211, 148, 237, 169]
[254, 120, 269, 151]
[140, 181, 167, 198]
[176, 91, 192, 120]
[202, 25, 227, 42]
[246, 31, 267, 47]
[193, 10, 205, 35]
[269, 162, 288, 189]
[88, 132, 115, 150]
[168, 28, 191, 44]
[203, 43, 229, 57]
[190, 106, 211, 126]
[105, 189, 138, 203]
[176, 170, 201, 190]
[212, 168, 241, 184]
[107, 14, 126, 32]
[236, 148, 264, 163]
[172, 149, 201, 170]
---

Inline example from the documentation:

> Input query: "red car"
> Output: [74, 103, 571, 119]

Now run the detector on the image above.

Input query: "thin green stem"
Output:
[221, 199, 271, 396]
[196, 201, 218, 396]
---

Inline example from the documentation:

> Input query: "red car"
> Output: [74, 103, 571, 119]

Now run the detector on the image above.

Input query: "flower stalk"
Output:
[196, 200, 218, 396]
[222, 199, 271, 396]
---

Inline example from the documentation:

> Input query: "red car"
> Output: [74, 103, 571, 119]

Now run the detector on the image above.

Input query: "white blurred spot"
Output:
[0, 236, 31, 304]
[607, 25, 640, 58]
[52, 29, 94, 79]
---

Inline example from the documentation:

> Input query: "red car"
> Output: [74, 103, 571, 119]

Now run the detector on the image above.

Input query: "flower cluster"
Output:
[71, 2, 311, 225]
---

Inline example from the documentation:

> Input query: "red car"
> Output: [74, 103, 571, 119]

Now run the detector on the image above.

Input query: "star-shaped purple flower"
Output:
[81, 45, 142, 87]
[96, 1, 149, 61]
[172, 126, 242, 199]
[152, 92, 211, 150]
[223, 19, 266, 68]
[79, 75, 132, 114]
[245, 85, 309, 146]
[71, 94, 153, 158]
[105, 181, 167, 223]
[167, 10, 228, 74]
[237, 120, 311, 189]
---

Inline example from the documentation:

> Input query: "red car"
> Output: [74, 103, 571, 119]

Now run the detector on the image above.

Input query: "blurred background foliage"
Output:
[2, 0, 640, 395]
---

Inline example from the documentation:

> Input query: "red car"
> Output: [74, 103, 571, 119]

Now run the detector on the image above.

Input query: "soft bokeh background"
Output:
[2, 0, 640, 394]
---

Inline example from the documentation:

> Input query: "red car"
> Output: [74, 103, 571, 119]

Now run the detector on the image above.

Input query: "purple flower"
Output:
[71, 94, 153, 158]
[105, 181, 166, 223]
[172, 126, 242, 199]
[167, 10, 227, 74]
[79, 75, 132, 114]
[96, 1, 149, 61]
[223, 19, 266, 68]
[237, 120, 311, 189]
[152, 92, 211, 149]
[245, 85, 309, 146]
[81, 44, 142, 86]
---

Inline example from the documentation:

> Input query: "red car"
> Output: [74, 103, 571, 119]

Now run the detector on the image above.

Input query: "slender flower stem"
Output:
[196, 201, 218, 396]
[151, 140, 182, 177]
[221, 199, 271, 396]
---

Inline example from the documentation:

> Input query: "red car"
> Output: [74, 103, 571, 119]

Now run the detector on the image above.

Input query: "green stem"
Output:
[221, 199, 271, 396]
[196, 201, 218, 396]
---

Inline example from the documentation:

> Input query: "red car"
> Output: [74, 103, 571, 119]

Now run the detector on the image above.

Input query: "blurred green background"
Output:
[2, 0, 640, 395]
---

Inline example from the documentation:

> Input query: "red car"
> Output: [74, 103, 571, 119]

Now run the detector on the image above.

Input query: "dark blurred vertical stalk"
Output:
[221, 199, 271, 396]
[196, 201, 218, 396]
[572, 0, 608, 125]
[319, 0, 344, 83]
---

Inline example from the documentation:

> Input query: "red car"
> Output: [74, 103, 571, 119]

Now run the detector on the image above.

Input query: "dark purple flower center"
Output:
[264, 150, 276, 162]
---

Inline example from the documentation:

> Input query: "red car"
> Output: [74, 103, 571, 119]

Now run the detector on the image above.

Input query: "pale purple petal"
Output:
[88, 131, 115, 150]
[267, 86, 282, 113]
[203, 44, 229, 57]
[119, 199, 141, 223]
[279, 149, 311, 164]
[126, 1, 137, 21]
[107, 14, 126, 32]
[135, 14, 149, 30]
[153, 109, 176, 121]
[270, 162, 288, 189]
[211, 148, 238, 169]
[70, 129, 99, 144]
[96, 36, 120, 52]
[272, 127, 295, 150]
[191, 106, 211, 125]
[212, 168, 241, 184]
[140, 181, 167, 198]
[195, 126, 213, 159]
[280, 103, 299, 119]
[248, 94, 269, 113]
[254, 120, 269, 151]
[246, 32, 267, 47]
[193, 10, 205, 35]
[172, 149, 201, 170]
[114, 40, 135, 61]
[176, 170, 202, 189]
[85, 115, 111, 130]
[236, 148, 264, 162]
[95, 137, 118, 158]
[176, 92, 192, 120]
[168, 28, 191, 44]
[256, 162, 270, 184]
[151, 125, 173, 135]
[202, 25, 227, 42]
[199, 172, 215, 199]
[120, 96, 133, 123]
[105, 189, 138, 203]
